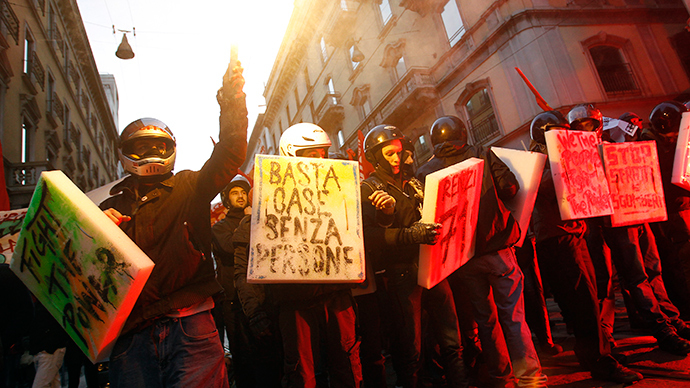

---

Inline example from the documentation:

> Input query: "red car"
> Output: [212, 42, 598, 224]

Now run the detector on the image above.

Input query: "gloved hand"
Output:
[403, 222, 441, 245]
[249, 311, 272, 339]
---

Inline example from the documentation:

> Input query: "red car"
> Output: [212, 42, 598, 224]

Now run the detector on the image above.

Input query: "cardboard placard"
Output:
[418, 158, 483, 289]
[0, 209, 27, 264]
[544, 129, 613, 220]
[248, 155, 365, 283]
[600, 141, 667, 227]
[491, 147, 546, 247]
[10, 171, 154, 363]
[672, 112, 690, 191]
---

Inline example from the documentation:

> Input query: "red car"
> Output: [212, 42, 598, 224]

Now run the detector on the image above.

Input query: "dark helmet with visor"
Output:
[530, 111, 569, 145]
[364, 124, 405, 164]
[430, 116, 468, 146]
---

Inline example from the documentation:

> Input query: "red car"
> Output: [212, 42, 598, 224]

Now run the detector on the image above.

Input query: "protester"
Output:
[234, 123, 362, 388]
[100, 60, 247, 388]
[212, 175, 282, 388]
[29, 299, 68, 388]
[0, 263, 34, 388]
[360, 124, 467, 388]
[529, 110, 642, 383]
[417, 115, 546, 388]
[568, 103, 690, 357]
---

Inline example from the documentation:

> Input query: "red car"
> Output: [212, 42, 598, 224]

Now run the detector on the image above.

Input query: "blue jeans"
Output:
[458, 248, 544, 387]
[109, 310, 229, 388]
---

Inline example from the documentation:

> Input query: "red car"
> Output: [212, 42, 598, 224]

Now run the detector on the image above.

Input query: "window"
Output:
[341, 0, 349, 10]
[589, 45, 639, 95]
[327, 78, 338, 104]
[393, 56, 406, 81]
[23, 31, 35, 75]
[350, 85, 372, 121]
[379, 0, 393, 25]
[350, 45, 360, 71]
[671, 30, 690, 80]
[337, 130, 345, 148]
[465, 88, 499, 144]
[47, 73, 55, 112]
[441, 0, 466, 47]
[361, 96, 372, 119]
[21, 116, 35, 163]
[320, 37, 329, 63]
[414, 134, 430, 157]
[64, 104, 71, 142]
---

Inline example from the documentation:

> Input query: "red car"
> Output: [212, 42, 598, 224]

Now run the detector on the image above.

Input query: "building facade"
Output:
[0, 0, 119, 209]
[242, 0, 690, 174]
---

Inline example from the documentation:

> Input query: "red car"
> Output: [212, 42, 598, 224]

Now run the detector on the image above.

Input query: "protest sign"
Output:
[0, 209, 27, 264]
[248, 155, 365, 283]
[418, 158, 483, 289]
[491, 147, 546, 247]
[10, 171, 154, 363]
[601, 141, 667, 227]
[672, 112, 690, 191]
[544, 129, 613, 220]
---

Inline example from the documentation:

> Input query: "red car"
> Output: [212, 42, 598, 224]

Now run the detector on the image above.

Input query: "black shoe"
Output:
[591, 356, 643, 383]
[539, 343, 563, 357]
[657, 333, 690, 355]
[676, 324, 690, 341]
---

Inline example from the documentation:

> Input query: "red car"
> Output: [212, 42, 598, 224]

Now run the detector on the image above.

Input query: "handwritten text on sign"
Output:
[419, 158, 483, 289]
[10, 171, 153, 362]
[544, 129, 613, 220]
[249, 155, 365, 283]
[601, 141, 667, 227]
[0, 209, 27, 264]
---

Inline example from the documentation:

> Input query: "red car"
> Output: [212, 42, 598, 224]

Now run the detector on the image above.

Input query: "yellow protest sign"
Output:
[248, 155, 365, 283]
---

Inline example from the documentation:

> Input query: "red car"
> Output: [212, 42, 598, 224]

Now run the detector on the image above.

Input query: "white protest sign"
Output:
[603, 117, 639, 143]
[418, 158, 483, 289]
[544, 129, 613, 220]
[491, 147, 546, 247]
[672, 112, 690, 191]
[10, 171, 154, 363]
[0, 209, 27, 264]
[248, 155, 365, 283]
[601, 141, 667, 227]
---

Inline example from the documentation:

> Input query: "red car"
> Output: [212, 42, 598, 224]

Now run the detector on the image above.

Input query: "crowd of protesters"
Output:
[3, 52, 690, 388]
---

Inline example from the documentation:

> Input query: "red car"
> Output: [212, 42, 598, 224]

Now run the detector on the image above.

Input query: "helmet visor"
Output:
[122, 138, 173, 160]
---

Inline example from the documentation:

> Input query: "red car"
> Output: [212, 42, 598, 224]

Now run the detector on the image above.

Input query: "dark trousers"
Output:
[536, 234, 610, 367]
[384, 267, 467, 388]
[279, 291, 362, 388]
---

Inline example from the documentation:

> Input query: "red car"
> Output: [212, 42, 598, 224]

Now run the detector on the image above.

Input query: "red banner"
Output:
[358, 130, 375, 180]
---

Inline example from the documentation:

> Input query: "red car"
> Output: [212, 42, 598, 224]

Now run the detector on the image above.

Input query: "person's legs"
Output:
[280, 304, 319, 388]
[326, 292, 362, 388]
[488, 249, 544, 387]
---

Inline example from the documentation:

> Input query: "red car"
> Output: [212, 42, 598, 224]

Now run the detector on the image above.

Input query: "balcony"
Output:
[315, 92, 344, 131]
[400, 0, 448, 17]
[470, 114, 500, 144]
[378, 67, 439, 127]
[44, 129, 60, 151]
[22, 51, 45, 94]
[3, 159, 53, 209]
[46, 92, 63, 128]
[0, 0, 18, 44]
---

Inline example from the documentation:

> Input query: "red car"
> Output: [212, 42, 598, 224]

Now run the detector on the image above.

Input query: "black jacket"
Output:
[100, 94, 246, 336]
[212, 206, 246, 300]
[416, 142, 520, 258]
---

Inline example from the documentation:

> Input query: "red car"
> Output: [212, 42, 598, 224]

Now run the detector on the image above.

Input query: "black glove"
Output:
[403, 222, 441, 245]
[248, 311, 272, 339]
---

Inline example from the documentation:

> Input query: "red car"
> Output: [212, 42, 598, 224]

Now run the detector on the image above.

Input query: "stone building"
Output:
[242, 0, 690, 174]
[0, 0, 119, 209]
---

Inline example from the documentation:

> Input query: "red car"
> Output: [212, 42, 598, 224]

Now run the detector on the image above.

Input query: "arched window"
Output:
[589, 45, 639, 95]
[461, 86, 500, 144]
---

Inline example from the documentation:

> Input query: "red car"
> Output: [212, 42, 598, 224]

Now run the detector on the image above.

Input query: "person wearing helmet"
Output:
[529, 112, 643, 383]
[212, 176, 281, 388]
[100, 61, 248, 388]
[567, 103, 603, 139]
[360, 124, 467, 388]
[234, 123, 366, 388]
[416, 116, 547, 388]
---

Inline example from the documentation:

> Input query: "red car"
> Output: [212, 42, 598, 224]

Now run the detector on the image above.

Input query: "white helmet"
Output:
[118, 118, 176, 177]
[279, 123, 332, 157]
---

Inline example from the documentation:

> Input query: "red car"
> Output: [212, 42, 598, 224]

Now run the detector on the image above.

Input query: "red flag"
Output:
[358, 130, 375, 180]
[515, 67, 552, 112]
[0, 141, 10, 210]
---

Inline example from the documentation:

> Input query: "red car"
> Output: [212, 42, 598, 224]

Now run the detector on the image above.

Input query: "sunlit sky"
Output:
[75, 0, 294, 173]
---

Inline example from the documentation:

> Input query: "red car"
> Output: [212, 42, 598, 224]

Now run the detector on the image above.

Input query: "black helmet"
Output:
[364, 124, 405, 164]
[530, 111, 569, 145]
[430, 116, 467, 146]
[649, 101, 688, 135]
[567, 104, 602, 133]
[619, 112, 641, 125]
[119, 118, 176, 177]
[220, 175, 251, 209]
